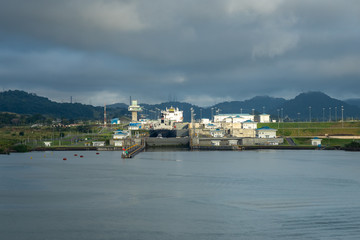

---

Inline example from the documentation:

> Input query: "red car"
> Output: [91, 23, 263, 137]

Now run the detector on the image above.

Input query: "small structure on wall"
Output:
[92, 141, 105, 147]
[311, 137, 322, 146]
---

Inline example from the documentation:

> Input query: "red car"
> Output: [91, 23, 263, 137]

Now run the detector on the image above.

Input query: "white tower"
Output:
[128, 100, 142, 122]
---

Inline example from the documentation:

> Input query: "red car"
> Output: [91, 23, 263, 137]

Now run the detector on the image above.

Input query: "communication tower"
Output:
[128, 100, 142, 122]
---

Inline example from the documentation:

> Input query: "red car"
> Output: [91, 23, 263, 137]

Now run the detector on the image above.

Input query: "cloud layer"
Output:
[0, 0, 359, 105]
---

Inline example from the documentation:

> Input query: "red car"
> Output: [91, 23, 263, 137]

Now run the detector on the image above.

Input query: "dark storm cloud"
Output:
[0, 0, 359, 105]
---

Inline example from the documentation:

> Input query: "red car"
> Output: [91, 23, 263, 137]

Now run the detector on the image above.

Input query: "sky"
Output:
[0, 0, 360, 106]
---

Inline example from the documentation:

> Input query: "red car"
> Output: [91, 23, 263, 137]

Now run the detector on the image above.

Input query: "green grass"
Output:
[291, 137, 355, 147]
[258, 122, 360, 137]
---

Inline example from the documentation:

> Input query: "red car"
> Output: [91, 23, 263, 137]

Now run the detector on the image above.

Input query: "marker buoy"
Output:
[74, 154, 78, 156]
[63, 158, 67, 161]
[96, 152, 100, 155]
[80, 155, 84, 158]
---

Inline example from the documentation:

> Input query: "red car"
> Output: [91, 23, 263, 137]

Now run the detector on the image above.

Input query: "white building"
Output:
[259, 114, 271, 123]
[161, 107, 183, 122]
[128, 122, 142, 130]
[210, 129, 225, 138]
[113, 130, 129, 139]
[214, 114, 254, 123]
[201, 118, 210, 124]
[204, 123, 220, 129]
[256, 126, 277, 138]
[242, 120, 258, 129]
[112, 140, 123, 147]
[44, 141, 52, 147]
[92, 141, 105, 147]
[311, 137, 322, 146]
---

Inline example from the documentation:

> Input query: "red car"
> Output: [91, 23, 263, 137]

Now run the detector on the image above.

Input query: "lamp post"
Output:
[281, 108, 283, 122]
[329, 107, 332, 122]
[277, 109, 280, 129]
[297, 112, 300, 136]
[335, 107, 337, 122]
[341, 106, 344, 128]
[211, 108, 214, 122]
[322, 108, 325, 122]
[240, 108, 243, 114]
[263, 106, 265, 114]
[309, 106, 312, 122]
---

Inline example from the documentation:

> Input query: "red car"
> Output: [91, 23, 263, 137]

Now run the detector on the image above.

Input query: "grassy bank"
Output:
[0, 125, 117, 153]
[258, 122, 360, 137]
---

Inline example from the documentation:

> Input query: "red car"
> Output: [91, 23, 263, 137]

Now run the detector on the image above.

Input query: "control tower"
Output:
[128, 100, 142, 122]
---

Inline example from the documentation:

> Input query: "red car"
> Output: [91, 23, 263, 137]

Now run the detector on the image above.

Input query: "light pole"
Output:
[309, 106, 312, 122]
[252, 108, 255, 116]
[263, 106, 265, 114]
[297, 112, 300, 136]
[323, 108, 325, 122]
[335, 107, 337, 122]
[281, 108, 283, 122]
[277, 109, 280, 129]
[341, 106, 344, 128]
[240, 108, 243, 114]
[329, 107, 332, 122]
[211, 108, 214, 122]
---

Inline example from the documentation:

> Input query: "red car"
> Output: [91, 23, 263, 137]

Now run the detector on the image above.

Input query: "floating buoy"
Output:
[30, 157, 32, 159]
[63, 158, 67, 161]
[80, 155, 84, 158]
[74, 154, 78, 156]
[96, 152, 100, 155]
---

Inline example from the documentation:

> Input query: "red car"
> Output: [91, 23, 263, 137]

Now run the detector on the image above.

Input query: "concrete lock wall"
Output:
[241, 138, 284, 146]
[146, 137, 190, 147]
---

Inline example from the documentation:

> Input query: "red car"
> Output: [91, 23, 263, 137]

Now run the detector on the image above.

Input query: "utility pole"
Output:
[297, 113, 300, 136]
[211, 108, 214, 122]
[323, 108, 325, 122]
[335, 107, 337, 122]
[329, 107, 332, 122]
[277, 109, 280, 129]
[341, 106, 344, 128]
[309, 106, 312, 122]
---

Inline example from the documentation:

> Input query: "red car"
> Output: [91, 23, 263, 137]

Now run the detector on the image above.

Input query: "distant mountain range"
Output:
[0, 90, 127, 120]
[1, 90, 359, 122]
[112, 91, 360, 122]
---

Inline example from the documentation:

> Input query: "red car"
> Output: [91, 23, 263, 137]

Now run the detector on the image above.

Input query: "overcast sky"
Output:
[0, 0, 359, 106]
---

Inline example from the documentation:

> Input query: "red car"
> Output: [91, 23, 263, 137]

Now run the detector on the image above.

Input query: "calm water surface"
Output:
[1, 150, 360, 239]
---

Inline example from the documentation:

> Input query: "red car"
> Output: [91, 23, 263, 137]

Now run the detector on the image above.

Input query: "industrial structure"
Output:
[128, 100, 142, 122]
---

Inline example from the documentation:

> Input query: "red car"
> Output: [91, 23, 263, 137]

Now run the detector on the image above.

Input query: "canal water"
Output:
[1, 150, 360, 239]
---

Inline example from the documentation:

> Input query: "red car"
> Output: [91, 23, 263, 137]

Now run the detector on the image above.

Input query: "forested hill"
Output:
[0, 90, 127, 120]
[1, 90, 359, 122]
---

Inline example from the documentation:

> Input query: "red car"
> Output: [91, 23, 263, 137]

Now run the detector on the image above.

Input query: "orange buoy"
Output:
[63, 158, 67, 161]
